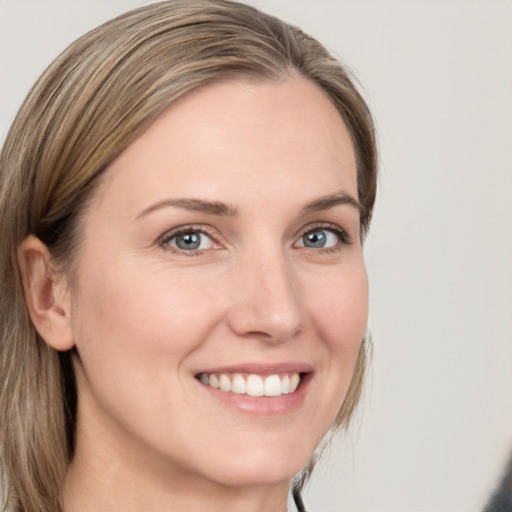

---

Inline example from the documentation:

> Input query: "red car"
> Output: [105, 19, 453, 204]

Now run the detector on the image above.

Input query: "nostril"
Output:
[226, 303, 302, 343]
[226, 258, 303, 336]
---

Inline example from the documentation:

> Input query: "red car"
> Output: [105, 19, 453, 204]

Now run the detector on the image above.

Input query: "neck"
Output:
[63, 410, 290, 512]
[63, 463, 289, 512]
[64, 366, 293, 512]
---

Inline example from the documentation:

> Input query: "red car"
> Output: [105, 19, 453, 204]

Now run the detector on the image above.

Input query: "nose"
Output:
[227, 250, 303, 344]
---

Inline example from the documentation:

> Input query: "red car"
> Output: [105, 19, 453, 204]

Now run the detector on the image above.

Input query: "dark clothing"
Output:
[293, 490, 307, 512]
[483, 454, 512, 512]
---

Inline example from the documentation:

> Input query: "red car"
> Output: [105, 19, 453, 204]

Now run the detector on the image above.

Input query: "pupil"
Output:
[305, 230, 326, 248]
[177, 233, 200, 250]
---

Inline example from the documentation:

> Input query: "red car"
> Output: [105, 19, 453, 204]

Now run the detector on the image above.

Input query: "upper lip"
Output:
[195, 362, 313, 376]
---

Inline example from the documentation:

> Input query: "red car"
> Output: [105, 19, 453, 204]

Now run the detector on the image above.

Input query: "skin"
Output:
[21, 74, 368, 512]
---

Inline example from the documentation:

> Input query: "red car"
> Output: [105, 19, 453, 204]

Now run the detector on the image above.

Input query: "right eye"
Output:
[161, 227, 216, 254]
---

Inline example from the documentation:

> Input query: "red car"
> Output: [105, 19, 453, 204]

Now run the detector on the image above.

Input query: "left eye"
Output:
[166, 231, 215, 251]
[296, 228, 340, 249]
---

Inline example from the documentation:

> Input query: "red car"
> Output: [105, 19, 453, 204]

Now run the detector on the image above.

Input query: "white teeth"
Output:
[209, 374, 220, 389]
[289, 373, 300, 393]
[246, 374, 264, 396]
[219, 374, 231, 392]
[281, 374, 290, 394]
[231, 374, 247, 394]
[198, 372, 302, 397]
[264, 374, 282, 397]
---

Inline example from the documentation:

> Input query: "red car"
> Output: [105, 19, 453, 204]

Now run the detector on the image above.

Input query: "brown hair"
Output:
[0, 1, 377, 510]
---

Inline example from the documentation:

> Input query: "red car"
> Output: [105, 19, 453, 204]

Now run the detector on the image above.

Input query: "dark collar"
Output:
[293, 489, 307, 512]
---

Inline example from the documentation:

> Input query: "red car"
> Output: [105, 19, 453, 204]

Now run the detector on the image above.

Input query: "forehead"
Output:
[93, 75, 357, 213]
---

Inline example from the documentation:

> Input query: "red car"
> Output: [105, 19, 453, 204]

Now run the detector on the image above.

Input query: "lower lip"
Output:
[197, 373, 312, 416]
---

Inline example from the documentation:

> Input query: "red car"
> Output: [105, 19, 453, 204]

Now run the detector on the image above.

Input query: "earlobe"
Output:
[18, 235, 75, 351]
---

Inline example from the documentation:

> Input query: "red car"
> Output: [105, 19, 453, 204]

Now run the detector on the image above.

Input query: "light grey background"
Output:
[1, 1, 511, 511]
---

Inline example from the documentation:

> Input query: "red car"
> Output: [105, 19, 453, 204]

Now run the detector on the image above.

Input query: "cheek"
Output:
[308, 261, 368, 406]
[308, 263, 369, 355]
[72, 259, 225, 357]
[69, 260, 229, 439]
[297, 262, 368, 443]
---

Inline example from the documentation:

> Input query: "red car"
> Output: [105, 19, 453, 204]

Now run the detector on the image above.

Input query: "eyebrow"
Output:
[135, 198, 239, 219]
[300, 191, 362, 215]
[135, 191, 360, 220]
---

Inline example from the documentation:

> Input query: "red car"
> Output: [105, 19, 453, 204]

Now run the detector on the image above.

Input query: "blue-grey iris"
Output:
[176, 232, 201, 250]
[303, 230, 326, 248]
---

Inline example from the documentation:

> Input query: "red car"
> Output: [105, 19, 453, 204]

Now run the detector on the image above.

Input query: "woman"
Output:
[0, 1, 377, 511]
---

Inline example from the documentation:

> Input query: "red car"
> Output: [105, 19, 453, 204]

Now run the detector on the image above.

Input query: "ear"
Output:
[18, 235, 75, 351]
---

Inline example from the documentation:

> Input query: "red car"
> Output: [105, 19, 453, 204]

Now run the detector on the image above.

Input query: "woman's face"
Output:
[67, 75, 368, 488]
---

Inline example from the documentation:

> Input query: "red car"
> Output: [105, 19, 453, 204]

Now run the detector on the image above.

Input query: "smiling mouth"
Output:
[196, 372, 302, 397]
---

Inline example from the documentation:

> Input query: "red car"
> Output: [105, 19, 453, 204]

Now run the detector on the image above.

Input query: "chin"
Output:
[194, 436, 316, 488]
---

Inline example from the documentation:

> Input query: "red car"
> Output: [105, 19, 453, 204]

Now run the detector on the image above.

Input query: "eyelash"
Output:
[296, 223, 353, 253]
[158, 222, 352, 256]
[159, 225, 219, 257]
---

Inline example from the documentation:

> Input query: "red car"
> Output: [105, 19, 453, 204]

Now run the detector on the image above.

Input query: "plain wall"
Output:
[1, 1, 511, 511]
